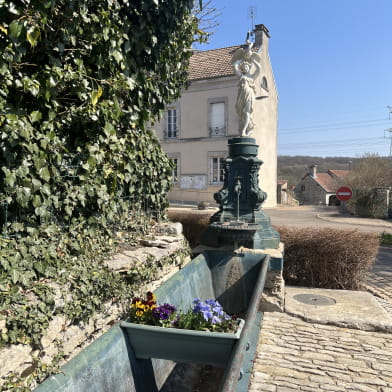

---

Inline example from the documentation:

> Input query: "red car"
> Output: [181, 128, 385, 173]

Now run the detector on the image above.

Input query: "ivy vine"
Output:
[0, 0, 203, 389]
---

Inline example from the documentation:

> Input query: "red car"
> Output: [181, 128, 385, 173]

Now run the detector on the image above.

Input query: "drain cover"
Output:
[293, 294, 336, 306]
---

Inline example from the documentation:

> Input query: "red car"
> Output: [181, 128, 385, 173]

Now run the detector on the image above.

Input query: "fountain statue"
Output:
[201, 37, 280, 250]
[232, 39, 261, 137]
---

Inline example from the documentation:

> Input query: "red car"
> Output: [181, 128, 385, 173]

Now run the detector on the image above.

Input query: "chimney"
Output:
[254, 24, 270, 52]
[309, 165, 317, 178]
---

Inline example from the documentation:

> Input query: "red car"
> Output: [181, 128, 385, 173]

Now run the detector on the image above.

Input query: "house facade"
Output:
[277, 180, 298, 206]
[294, 165, 350, 205]
[154, 24, 278, 208]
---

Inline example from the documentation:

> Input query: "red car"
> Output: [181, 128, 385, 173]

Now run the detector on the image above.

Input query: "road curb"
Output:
[317, 213, 392, 229]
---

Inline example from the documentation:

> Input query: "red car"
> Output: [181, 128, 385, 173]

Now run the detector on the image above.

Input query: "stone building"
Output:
[277, 180, 298, 205]
[154, 24, 278, 207]
[294, 165, 349, 205]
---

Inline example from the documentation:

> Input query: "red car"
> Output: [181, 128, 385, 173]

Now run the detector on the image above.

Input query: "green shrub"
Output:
[381, 232, 392, 245]
[276, 226, 380, 290]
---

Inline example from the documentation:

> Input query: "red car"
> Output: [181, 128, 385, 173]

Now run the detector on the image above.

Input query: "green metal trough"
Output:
[34, 250, 279, 392]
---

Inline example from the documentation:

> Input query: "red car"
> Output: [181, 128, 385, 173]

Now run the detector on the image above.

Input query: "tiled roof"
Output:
[313, 173, 341, 192]
[328, 169, 350, 179]
[188, 45, 242, 81]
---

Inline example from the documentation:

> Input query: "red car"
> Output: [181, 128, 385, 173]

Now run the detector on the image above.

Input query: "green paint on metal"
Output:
[34, 250, 274, 392]
[201, 137, 280, 250]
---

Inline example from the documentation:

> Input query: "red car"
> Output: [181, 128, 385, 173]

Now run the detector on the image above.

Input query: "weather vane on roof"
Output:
[247, 6, 256, 43]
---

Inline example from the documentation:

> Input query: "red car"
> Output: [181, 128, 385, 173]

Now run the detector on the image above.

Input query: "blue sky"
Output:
[199, 0, 392, 157]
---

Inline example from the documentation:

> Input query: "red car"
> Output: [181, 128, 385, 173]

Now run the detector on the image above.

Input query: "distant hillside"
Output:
[278, 156, 359, 187]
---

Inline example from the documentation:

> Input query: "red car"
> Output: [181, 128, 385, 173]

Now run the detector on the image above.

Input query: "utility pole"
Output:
[387, 106, 392, 120]
[385, 128, 392, 159]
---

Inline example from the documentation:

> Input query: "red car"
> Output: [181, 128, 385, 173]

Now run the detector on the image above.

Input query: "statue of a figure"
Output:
[232, 39, 261, 136]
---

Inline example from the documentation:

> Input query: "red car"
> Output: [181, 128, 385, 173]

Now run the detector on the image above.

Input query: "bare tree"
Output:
[193, 0, 221, 42]
[346, 154, 392, 190]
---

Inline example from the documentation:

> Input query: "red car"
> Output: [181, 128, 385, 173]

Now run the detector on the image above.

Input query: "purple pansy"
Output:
[192, 298, 232, 325]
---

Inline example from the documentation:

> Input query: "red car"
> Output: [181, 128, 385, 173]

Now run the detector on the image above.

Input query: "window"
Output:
[168, 154, 180, 183]
[169, 157, 179, 183]
[210, 156, 225, 183]
[301, 185, 305, 191]
[165, 108, 178, 138]
[208, 97, 227, 137]
[210, 103, 225, 136]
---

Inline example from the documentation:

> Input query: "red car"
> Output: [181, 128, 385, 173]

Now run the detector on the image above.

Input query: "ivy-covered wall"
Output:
[0, 0, 200, 232]
[0, 0, 202, 389]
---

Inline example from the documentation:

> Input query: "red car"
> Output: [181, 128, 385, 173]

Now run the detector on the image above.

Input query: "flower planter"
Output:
[120, 318, 245, 367]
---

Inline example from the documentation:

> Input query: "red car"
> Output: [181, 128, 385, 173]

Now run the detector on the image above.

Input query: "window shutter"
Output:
[210, 103, 225, 130]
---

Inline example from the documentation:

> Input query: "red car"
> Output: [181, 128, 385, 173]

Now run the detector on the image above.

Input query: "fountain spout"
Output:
[234, 177, 242, 222]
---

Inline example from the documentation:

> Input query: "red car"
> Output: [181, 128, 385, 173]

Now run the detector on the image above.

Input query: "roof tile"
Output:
[328, 169, 350, 179]
[313, 173, 341, 192]
[188, 45, 241, 81]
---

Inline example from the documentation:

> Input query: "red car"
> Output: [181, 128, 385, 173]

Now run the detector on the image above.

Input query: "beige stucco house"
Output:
[155, 24, 278, 207]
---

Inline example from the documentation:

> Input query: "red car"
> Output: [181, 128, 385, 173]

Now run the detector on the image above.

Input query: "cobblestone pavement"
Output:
[249, 312, 392, 392]
[365, 246, 392, 307]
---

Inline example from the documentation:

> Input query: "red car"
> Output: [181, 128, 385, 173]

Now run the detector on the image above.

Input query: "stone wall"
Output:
[295, 176, 328, 205]
[0, 222, 190, 390]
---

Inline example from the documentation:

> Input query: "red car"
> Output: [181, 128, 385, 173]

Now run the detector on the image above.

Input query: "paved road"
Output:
[264, 205, 392, 234]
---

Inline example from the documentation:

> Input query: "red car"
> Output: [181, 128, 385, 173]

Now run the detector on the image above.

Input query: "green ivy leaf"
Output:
[8, 20, 23, 40]
[26, 25, 41, 47]
[11, 269, 20, 284]
[39, 167, 51, 182]
[30, 110, 42, 123]
[5, 171, 16, 187]
[91, 85, 103, 105]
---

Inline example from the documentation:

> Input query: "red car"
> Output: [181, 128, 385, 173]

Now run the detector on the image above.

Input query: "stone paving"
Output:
[249, 244, 392, 392]
[249, 312, 392, 392]
[365, 246, 392, 305]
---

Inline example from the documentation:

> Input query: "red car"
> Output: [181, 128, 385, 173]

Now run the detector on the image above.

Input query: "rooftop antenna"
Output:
[247, 6, 256, 42]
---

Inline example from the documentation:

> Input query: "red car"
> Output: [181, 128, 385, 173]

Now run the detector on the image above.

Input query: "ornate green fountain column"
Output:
[201, 136, 280, 249]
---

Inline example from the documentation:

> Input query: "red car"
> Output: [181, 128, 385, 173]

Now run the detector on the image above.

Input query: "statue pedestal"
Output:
[201, 137, 279, 249]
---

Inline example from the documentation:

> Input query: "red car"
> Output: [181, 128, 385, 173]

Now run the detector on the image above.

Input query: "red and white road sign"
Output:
[336, 186, 353, 202]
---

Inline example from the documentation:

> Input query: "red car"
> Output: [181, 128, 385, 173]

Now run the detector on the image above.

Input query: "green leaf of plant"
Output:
[5, 171, 16, 187]
[8, 20, 23, 40]
[30, 110, 42, 123]
[26, 25, 40, 47]
[39, 167, 51, 182]
[87, 156, 96, 168]
[111, 50, 123, 64]
[91, 85, 103, 105]
[11, 269, 20, 284]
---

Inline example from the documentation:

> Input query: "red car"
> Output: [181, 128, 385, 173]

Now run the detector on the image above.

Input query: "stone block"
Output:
[0, 318, 6, 334]
[40, 343, 61, 364]
[41, 315, 67, 348]
[260, 292, 284, 312]
[153, 222, 183, 236]
[140, 236, 180, 248]
[62, 325, 89, 356]
[0, 344, 32, 377]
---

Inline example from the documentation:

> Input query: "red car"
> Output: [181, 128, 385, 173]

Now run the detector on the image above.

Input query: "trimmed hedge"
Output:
[167, 209, 212, 247]
[168, 210, 380, 290]
[276, 226, 380, 290]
